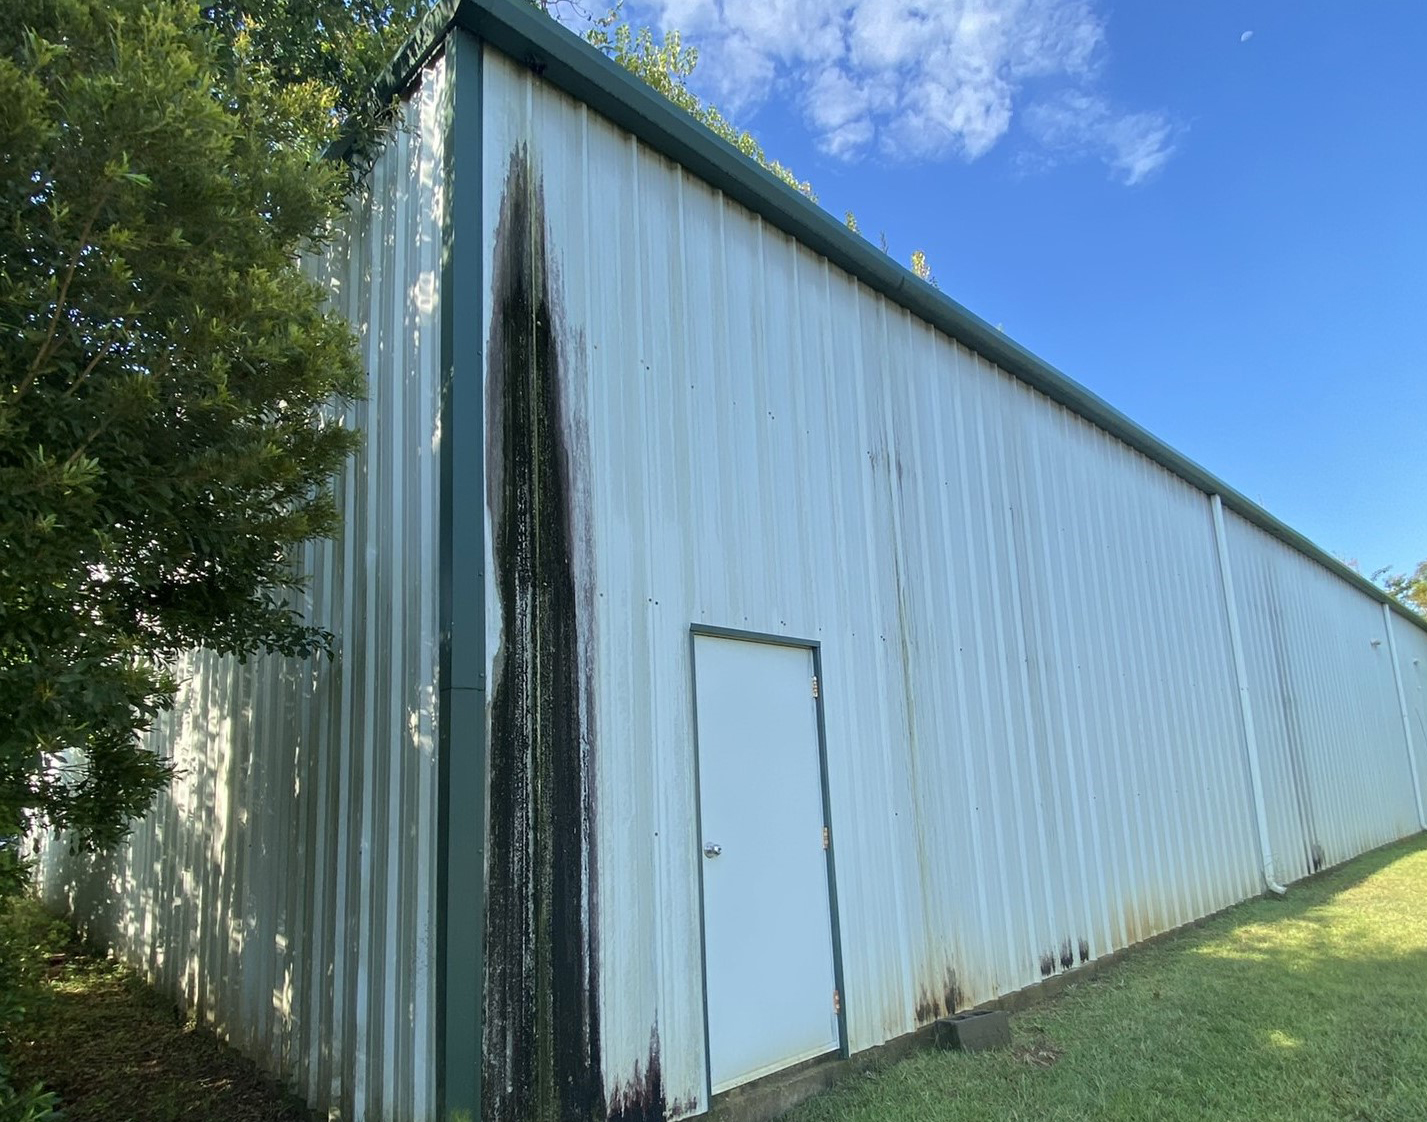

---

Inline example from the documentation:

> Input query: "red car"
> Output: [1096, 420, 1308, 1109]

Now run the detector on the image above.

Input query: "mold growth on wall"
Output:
[913, 966, 965, 1024]
[483, 145, 602, 1122]
[483, 144, 669, 1122]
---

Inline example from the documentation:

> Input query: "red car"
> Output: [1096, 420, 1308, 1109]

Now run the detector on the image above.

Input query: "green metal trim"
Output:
[351, 0, 1424, 637]
[324, 0, 462, 164]
[690, 622, 822, 649]
[810, 643, 852, 1061]
[436, 28, 486, 1122]
[685, 627, 716, 1103]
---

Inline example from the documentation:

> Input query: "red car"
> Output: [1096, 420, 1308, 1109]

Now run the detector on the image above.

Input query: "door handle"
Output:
[703, 842, 723, 858]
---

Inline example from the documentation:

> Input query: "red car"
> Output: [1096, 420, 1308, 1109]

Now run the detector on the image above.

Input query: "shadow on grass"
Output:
[790, 835, 1427, 1122]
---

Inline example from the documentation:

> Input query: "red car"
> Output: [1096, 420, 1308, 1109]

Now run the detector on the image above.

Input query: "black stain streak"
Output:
[1039, 953, 1055, 978]
[914, 967, 965, 1024]
[483, 144, 665, 1122]
[945, 971, 965, 1016]
[483, 146, 603, 1122]
[606, 1026, 666, 1122]
[1077, 938, 1090, 965]
[1058, 939, 1074, 971]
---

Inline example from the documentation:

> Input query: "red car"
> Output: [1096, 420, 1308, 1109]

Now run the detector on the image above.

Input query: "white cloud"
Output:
[1024, 92, 1178, 184]
[628, 0, 1176, 182]
[1241, 30, 1254, 43]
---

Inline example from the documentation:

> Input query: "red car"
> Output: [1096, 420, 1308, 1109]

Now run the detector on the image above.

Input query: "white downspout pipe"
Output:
[1210, 494, 1288, 895]
[1381, 602, 1427, 831]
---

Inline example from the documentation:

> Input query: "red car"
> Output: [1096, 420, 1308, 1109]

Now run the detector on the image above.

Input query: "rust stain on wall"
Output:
[913, 965, 965, 1024]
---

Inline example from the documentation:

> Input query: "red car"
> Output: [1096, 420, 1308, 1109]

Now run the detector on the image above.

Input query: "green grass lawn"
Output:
[787, 835, 1427, 1122]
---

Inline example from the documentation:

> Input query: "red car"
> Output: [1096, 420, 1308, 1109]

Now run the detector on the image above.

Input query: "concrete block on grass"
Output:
[934, 1010, 1011, 1053]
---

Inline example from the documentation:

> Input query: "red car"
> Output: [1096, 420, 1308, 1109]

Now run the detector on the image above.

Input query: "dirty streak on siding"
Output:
[482, 145, 606, 1122]
[606, 1026, 667, 1122]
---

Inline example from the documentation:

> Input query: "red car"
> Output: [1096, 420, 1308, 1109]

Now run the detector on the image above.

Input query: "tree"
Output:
[1, 0, 375, 858]
[203, 1, 423, 107]
[1377, 561, 1427, 618]
[1, 0, 940, 869]
[201, 0, 423, 162]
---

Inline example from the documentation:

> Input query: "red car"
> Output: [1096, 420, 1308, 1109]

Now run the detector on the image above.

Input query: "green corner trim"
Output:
[436, 27, 487, 1122]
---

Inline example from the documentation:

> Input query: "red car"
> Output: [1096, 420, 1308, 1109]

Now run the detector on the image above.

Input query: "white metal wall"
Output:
[481, 47, 1425, 1119]
[1224, 512, 1422, 881]
[37, 55, 448, 1122]
[1388, 614, 1427, 822]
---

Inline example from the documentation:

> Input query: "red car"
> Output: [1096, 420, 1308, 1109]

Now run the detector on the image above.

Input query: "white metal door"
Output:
[692, 633, 840, 1093]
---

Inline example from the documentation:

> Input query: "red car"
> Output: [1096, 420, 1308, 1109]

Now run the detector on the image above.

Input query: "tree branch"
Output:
[13, 193, 110, 404]
[61, 336, 118, 399]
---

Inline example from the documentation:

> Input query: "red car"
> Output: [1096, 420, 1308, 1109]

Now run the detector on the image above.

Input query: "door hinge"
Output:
[833, 988, 841, 1015]
[821, 826, 830, 850]
[811, 675, 820, 698]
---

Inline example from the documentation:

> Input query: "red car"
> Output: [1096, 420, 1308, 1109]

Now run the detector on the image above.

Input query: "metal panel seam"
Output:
[1381, 603, 1427, 830]
[1211, 494, 1286, 893]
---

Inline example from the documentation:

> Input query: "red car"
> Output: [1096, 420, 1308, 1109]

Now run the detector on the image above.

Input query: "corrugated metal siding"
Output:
[1389, 614, 1427, 821]
[482, 49, 1375, 1119]
[1224, 512, 1421, 880]
[37, 55, 448, 1122]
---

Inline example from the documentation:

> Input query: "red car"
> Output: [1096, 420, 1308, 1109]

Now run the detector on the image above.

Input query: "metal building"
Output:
[39, 3, 1427, 1121]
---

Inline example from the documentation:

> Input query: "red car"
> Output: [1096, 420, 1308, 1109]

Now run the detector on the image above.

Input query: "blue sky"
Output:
[616, 1, 1427, 577]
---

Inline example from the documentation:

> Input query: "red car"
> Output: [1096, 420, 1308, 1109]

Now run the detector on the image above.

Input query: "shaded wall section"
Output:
[37, 55, 449, 1122]
[480, 43, 1425, 1120]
